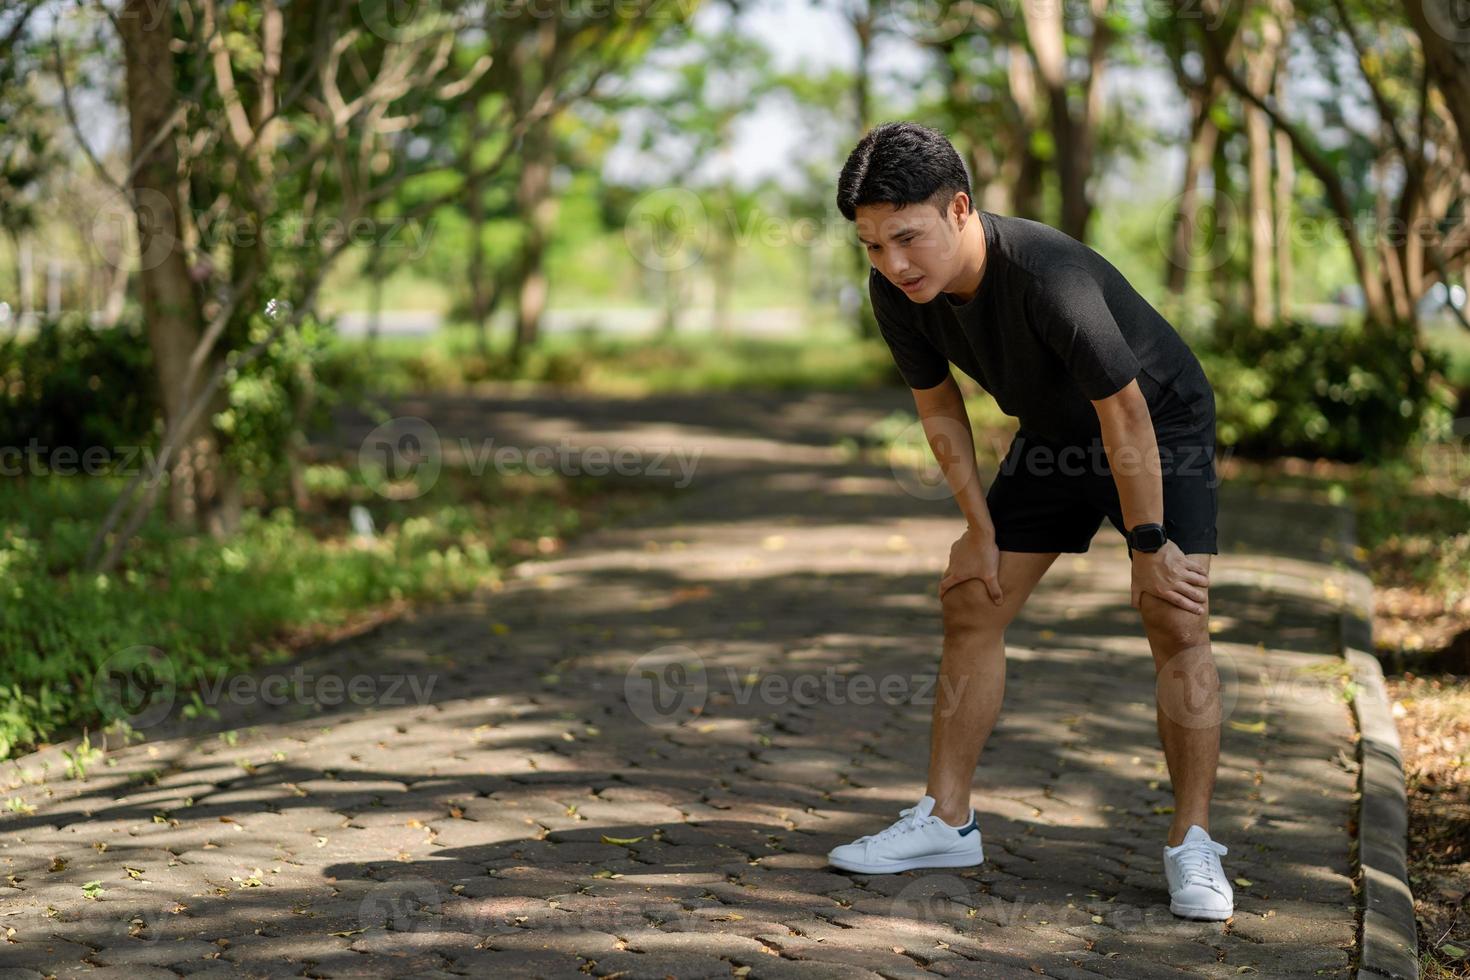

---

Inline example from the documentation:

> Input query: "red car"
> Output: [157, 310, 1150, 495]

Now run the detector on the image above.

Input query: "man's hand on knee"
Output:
[939, 528, 1003, 604]
[1130, 542, 1209, 614]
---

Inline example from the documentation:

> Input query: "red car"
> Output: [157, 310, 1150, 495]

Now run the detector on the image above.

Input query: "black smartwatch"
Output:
[1127, 522, 1167, 553]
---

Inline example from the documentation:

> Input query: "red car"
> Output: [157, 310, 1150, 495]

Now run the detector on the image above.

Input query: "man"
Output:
[826, 121, 1234, 922]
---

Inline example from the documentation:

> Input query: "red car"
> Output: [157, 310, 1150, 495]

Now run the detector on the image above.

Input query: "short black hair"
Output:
[836, 121, 974, 222]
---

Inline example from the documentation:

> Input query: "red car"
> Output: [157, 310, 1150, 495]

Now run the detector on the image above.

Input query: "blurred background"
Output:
[1, 0, 1468, 964]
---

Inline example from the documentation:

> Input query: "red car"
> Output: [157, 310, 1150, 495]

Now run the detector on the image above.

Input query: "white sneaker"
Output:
[1163, 825, 1234, 920]
[826, 794, 984, 874]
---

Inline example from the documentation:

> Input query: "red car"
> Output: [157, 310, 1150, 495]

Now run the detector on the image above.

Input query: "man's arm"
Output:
[912, 376, 1004, 604]
[1093, 379, 1208, 614]
[913, 375, 995, 537]
[1091, 378, 1163, 532]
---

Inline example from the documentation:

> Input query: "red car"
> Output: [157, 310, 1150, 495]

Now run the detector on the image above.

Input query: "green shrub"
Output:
[0, 465, 665, 761]
[0, 312, 157, 455]
[1201, 317, 1455, 461]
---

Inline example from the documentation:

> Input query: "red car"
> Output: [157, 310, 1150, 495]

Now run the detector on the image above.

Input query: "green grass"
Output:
[0, 461, 671, 762]
[318, 324, 902, 397]
[1226, 452, 1470, 603]
[1234, 455, 1464, 593]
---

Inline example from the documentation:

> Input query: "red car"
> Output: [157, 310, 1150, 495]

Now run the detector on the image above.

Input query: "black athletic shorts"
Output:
[985, 419, 1220, 557]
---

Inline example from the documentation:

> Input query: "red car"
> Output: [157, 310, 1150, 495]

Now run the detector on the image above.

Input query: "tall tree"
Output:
[117, 0, 230, 533]
[1196, 0, 1469, 330]
[81, 0, 516, 566]
[1241, 0, 1289, 327]
[450, 0, 694, 362]
[1021, 0, 1117, 240]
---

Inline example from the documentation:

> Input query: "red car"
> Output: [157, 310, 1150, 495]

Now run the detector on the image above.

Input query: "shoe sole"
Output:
[1169, 900, 1233, 921]
[827, 848, 984, 875]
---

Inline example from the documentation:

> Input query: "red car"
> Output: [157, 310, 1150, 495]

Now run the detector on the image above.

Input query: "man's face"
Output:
[854, 197, 964, 303]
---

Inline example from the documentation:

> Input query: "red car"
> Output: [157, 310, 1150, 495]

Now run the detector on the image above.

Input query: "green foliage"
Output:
[319, 327, 899, 397]
[1200, 316, 1455, 461]
[0, 313, 158, 455]
[1354, 460, 1470, 599]
[62, 733, 100, 780]
[216, 304, 333, 483]
[0, 464, 665, 762]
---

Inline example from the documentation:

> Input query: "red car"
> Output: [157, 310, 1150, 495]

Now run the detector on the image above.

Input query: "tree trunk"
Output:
[99, 251, 129, 326]
[659, 269, 681, 337]
[1273, 71, 1294, 319]
[853, 5, 872, 132]
[848, 4, 876, 339]
[120, 0, 235, 534]
[464, 110, 492, 357]
[1210, 126, 1236, 312]
[1243, 20, 1282, 327]
[1006, 43, 1045, 221]
[1246, 105, 1272, 327]
[1022, 0, 1109, 240]
[710, 226, 734, 339]
[1023, 0, 1078, 235]
[1373, 152, 1416, 326]
[510, 113, 557, 365]
[1166, 83, 1223, 296]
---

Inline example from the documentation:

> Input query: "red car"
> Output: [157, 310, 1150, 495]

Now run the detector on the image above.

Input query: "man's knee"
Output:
[1140, 591, 1209, 651]
[942, 579, 1015, 638]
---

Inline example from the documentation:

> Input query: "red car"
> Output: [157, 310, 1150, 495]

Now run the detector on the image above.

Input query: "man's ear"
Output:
[952, 192, 970, 230]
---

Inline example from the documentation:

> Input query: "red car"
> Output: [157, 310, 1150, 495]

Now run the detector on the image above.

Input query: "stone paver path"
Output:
[1, 389, 1363, 978]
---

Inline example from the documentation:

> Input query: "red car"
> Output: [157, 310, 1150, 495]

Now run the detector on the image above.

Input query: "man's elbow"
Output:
[1091, 378, 1151, 430]
[912, 375, 961, 416]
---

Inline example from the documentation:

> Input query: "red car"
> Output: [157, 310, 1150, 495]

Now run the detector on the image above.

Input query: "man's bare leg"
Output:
[926, 550, 1061, 827]
[1139, 553, 1220, 847]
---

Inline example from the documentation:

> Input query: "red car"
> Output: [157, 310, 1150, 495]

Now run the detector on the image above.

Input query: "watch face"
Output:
[1132, 525, 1166, 551]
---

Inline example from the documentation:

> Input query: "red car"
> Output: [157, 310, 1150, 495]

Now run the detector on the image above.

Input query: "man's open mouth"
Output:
[900, 276, 924, 290]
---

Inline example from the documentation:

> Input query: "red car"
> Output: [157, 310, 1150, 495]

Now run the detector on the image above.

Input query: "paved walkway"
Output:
[2, 389, 1363, 978]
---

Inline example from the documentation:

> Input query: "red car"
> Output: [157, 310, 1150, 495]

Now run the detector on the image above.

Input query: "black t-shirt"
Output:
[870, 210, 1215, 446]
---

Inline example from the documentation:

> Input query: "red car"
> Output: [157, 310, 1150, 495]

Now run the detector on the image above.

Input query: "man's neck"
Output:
[943, 211, 989, 305]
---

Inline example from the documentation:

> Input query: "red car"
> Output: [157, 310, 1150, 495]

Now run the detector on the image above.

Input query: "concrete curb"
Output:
[1336, 507, 1419, 980]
